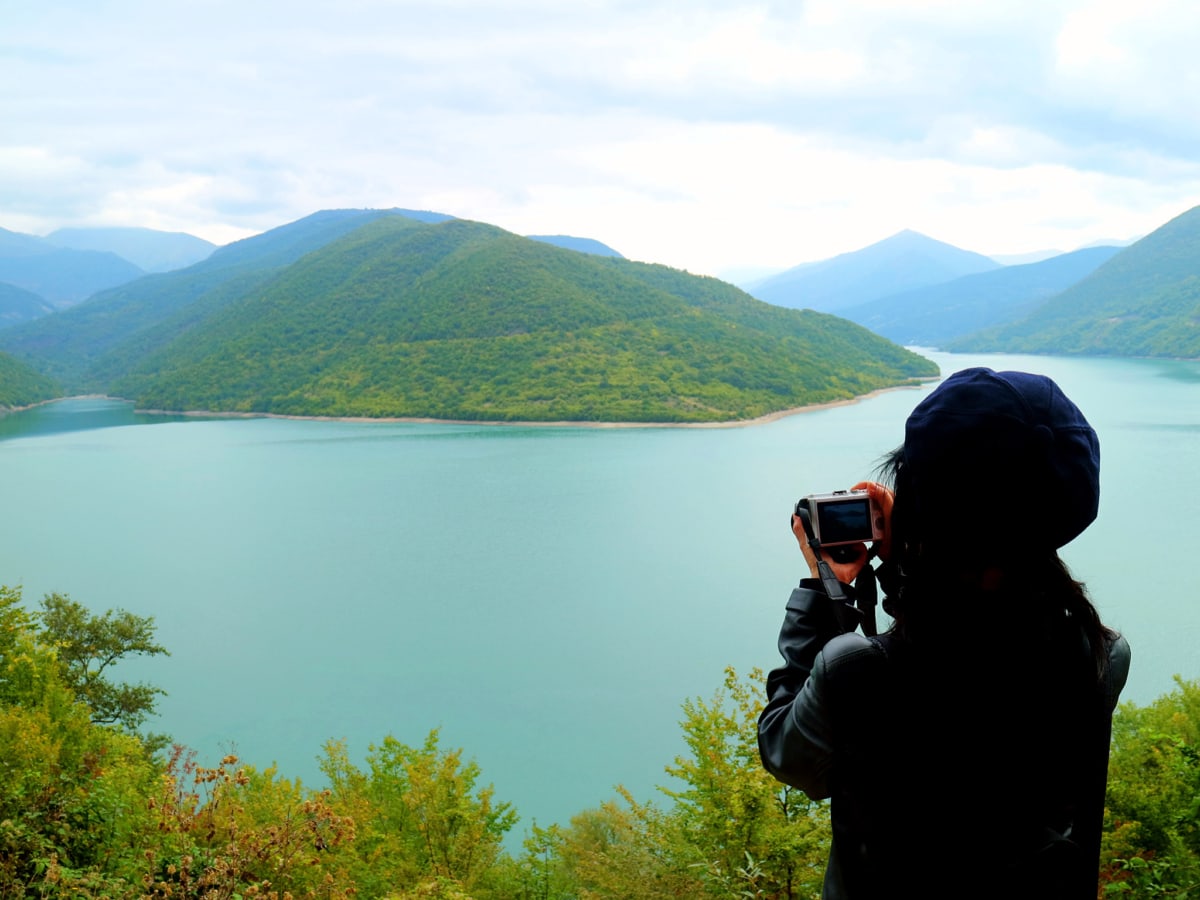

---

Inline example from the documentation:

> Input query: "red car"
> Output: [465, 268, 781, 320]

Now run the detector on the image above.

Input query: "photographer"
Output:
[758, 368, 1130, 900]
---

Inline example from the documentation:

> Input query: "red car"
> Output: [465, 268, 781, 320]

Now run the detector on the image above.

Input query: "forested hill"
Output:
[0, 350, 59, 409]
[0, 209, 410, 388]
[951, 205, 1200, 357]
[101, 216, 935, 423]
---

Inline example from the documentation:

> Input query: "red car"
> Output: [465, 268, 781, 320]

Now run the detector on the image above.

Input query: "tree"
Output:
[555, 790, 699, 900]
[320, 729, 518, 897]
[35, 591, 168, 735]
[126, 748, 357, 899]
[0, 585, 159, 897]
[1103, 677, 1200, 896]
[659, 666, 830, 899]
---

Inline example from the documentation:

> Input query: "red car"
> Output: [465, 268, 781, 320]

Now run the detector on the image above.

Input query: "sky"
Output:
[4, 0, 1200, 280]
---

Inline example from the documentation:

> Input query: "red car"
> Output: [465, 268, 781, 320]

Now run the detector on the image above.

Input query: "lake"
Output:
[1, 349, 1197, 840]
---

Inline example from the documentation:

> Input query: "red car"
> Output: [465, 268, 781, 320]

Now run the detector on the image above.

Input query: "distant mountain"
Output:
[0, 209, 418, 389]
[45, 226, 217, 273]
[841, 246, 1121, 348]
[526, 235, 624, 258]
[15, 213, 934, 423]
[749, 230, 1001, 312]
[0, 350, 58, 409]
[0, 282, 55, 330]
[0, 227, 145, 308]
[951, 206, 1200, 358]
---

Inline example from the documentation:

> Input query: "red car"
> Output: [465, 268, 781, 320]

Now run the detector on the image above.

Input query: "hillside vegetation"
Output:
[103, 216, 935, 422]
[841, 245, 1119, 348]
[2, 585, 1195, 898]
[0, 350, 59, 409]
[0, 209, 410, 388]
[952, 205, 1200, 357]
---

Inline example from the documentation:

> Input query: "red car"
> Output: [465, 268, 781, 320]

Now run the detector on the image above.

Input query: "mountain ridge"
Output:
[3, 212, 936, 423]
[749, 230, 1001, 312]
[840, 245, 1121, 347]
[950, 205, 1200, 358]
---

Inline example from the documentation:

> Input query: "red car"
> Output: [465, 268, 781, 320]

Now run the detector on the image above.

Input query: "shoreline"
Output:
[128, 381, 933, 429]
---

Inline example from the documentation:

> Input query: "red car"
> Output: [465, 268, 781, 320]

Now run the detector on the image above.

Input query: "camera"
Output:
[795, 489, 884, 547]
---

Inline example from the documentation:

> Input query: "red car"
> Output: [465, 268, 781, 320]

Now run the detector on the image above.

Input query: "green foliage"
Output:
[319, 729, 518, 898]
[526, 667, 830, 900]
[1103, 677, 1200, 896]
[0, 585, 159, 898]
[15, 581, 1200, 898]
[953, 204, 1200, 358]
[124, 749, 357, 899]
[0, 209, 417, 390]
[0, 350, 59, 409]
[99, 217, 935, 423]
[36, 592, 169, 736]
[660, 666, 829, 899]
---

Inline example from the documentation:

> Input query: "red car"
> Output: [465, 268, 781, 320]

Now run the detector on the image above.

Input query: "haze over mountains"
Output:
[838, 245, 1123, 347]
[1, 201, 1198, 416]
[45, 227, 217, 273]
[745, 229, 1001, 312]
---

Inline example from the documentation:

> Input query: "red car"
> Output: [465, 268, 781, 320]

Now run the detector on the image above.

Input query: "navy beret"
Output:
[903, 367, 1100, 550]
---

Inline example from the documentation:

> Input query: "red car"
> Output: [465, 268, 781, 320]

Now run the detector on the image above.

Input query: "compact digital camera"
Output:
[794, 489, 885, 547]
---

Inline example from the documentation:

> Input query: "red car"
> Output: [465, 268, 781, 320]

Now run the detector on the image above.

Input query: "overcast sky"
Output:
[4, 0, 1200, 278]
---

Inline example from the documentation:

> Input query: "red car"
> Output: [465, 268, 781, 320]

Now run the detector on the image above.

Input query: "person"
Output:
[757, 367, 1131, 900]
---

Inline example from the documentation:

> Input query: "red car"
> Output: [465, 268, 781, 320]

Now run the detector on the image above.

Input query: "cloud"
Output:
[3, 0, 1200, 272]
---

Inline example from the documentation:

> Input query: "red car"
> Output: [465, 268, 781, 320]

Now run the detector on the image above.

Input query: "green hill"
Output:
[951, 206, 1200, 357]
[0, 209, 413, 389]
[105, 216, 936, 423]
[842, 246, 1120, 348]
[0, 350, 59, 409]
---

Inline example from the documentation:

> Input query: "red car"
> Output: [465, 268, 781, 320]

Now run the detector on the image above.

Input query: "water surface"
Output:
[1, 352, 1195, 836]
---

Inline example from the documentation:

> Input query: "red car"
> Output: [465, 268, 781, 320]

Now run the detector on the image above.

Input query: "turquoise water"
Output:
[1, 350, 1196, 837]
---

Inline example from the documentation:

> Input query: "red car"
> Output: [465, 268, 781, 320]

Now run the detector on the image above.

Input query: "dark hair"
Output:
[877, 446, 1111, 680]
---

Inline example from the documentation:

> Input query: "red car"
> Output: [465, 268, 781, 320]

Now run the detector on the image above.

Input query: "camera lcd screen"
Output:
[817, 498, 873, 544]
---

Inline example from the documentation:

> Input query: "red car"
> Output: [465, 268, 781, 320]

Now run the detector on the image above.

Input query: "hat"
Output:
[903, 367, 1100, 550]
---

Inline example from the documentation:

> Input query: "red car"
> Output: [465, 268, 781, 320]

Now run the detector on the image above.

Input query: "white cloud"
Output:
[3, 0, 1200, 271]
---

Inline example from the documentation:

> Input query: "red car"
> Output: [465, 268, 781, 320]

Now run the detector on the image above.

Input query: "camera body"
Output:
[795, 489, 885, 547]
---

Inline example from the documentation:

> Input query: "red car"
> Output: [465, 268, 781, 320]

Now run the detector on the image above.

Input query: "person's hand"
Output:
[852, 480, 894, 563]
[791, 481, 894, 585]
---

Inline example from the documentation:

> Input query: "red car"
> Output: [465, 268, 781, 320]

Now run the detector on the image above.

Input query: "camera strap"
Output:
[796, 505, 879, 635]
[854, 561, 878, 637]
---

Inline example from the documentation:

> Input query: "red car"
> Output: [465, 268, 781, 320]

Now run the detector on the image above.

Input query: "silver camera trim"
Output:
[802, 489, 885, 547]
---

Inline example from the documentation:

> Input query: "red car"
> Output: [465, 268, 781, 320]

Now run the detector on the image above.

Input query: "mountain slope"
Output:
[110, 216, 937, 423]
[0, 227, 145, 308]
[951, 206, 1200, 357]
[0, 209, 423, 389]
[749, 230, 1000, 312]
[841, 245, 1120, 347]
[45, 226, 217, 272]
[0, 282, 55, 329]
[0, 350, 59, 409]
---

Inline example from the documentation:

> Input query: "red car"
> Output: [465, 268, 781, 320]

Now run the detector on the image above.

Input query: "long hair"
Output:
[876, 446, 1111, 680]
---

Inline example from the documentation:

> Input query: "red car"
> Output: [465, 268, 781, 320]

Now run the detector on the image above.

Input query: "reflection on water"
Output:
[0, 398, 203, 441]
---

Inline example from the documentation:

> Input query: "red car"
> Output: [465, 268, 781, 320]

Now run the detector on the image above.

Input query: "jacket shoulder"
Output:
[817, 632, 888, 679]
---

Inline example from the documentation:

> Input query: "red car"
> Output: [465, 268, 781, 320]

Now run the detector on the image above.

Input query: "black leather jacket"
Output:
[759, 580, 1131, 900]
